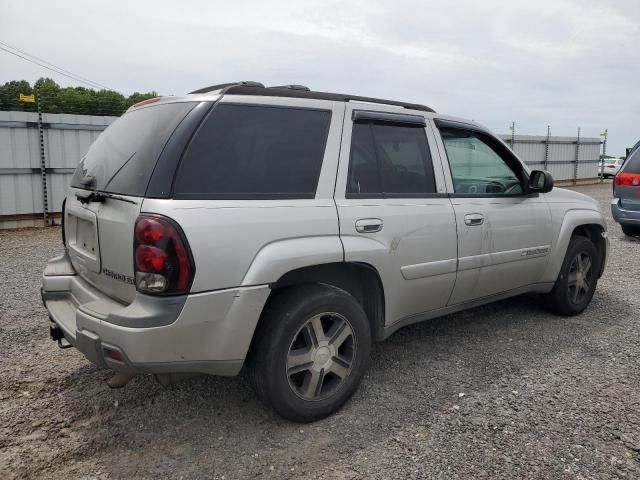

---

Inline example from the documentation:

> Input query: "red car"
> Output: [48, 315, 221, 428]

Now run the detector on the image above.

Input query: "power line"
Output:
[0, 39, 111, 90]
[0, 41, 111, 90]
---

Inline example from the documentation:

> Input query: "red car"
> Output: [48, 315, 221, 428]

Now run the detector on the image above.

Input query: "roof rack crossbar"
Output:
[269, 84, 311, 91]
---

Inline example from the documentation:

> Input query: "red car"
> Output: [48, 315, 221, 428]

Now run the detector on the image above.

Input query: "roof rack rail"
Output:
[189, 81, 264, 94]
[188, 82, 435, 112]
[220, 85, 434, 112]
[269, 84, 311, 91]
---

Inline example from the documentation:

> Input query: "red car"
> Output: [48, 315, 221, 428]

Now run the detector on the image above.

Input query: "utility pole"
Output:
[544, 125, 550, 171]
[600, 129, 608, 183]
[573, 127, 581, 185]
[35, 86, 51, 226]
[509, 121, 515, 150]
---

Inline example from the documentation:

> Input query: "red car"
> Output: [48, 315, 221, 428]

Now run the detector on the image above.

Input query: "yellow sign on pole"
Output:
[19, 93, 36, 103]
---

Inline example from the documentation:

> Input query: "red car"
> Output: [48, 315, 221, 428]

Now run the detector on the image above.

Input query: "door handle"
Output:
[355, 218, 383, 233]
[464, 213, 484, 226]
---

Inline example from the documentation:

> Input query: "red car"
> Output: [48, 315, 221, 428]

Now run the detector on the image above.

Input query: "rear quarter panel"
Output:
[141, 198, 343, 291]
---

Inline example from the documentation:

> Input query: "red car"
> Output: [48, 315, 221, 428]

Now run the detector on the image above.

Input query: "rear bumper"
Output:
[611, 198, 640, 225]
[42, 253, 270, 376]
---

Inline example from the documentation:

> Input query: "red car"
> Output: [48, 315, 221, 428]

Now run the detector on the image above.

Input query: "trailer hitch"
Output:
[50, 322, 73, 349]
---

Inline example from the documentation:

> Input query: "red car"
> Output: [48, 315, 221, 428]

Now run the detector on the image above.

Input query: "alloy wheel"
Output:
[286, 312, 356, 401]
[567, 251, 594, 304]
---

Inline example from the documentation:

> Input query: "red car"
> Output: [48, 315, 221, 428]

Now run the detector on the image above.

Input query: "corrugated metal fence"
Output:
[0, 111, 116, 227]
[0, 110, 603, 228]
[498, 134, 602, 181]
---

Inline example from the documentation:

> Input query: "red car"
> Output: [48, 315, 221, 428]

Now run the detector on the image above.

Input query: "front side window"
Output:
[174, 105, 331, 199]
[347, 122, 436, 196]
[441, 129, 523, 195]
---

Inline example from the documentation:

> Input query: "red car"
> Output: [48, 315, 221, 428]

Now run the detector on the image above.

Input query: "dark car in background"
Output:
[612, 143, 640, 236]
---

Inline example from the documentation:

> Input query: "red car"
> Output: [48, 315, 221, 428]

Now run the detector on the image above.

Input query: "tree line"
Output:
[0, 78, 157, 116]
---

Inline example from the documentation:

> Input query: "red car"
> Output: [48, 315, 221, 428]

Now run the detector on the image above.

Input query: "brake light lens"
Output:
[133, 214, 194, 295]
[132, 97, 161, 108]
[615, 172, 640, 187]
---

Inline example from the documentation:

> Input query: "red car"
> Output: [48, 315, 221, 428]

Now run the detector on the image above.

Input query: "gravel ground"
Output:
[1, 182, 639, 479]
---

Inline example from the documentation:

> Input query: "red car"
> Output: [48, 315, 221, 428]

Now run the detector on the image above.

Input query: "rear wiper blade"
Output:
[75, 191, 138, 205]
[76, 191, 105, 204]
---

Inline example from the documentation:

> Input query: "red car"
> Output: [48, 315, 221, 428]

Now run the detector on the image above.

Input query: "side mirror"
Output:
[528, 170, 554, 193]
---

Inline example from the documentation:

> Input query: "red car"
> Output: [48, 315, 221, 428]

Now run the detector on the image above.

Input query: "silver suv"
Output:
[42, 82, 608, 422]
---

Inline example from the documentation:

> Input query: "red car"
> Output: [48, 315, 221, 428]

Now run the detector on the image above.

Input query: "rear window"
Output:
[624, 148, 640, 173]
[70, 102, 195, 196]
[173, 104, 331, 199]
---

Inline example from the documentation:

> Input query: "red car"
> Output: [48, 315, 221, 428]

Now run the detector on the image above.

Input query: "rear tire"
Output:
[543, 236, 599, 316]
[247, 284, 372, 422]
[621, 224, 640, 237]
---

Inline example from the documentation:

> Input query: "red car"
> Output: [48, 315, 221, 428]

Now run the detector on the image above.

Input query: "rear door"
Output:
[432, 119, 552, 305]
[65, 101, 196, 303]
[335, 105, 458, 328]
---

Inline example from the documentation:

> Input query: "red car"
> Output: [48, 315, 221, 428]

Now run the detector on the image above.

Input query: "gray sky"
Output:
[1, 0, 638, 153]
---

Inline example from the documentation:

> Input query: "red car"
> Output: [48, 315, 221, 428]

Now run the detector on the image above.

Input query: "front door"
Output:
[431, 119, 553, 305]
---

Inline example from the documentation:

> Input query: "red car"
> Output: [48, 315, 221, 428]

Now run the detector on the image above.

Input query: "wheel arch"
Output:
[542, 209, 607, 282]
[571, 223, 607, 278]
[265, 262, 386, 341]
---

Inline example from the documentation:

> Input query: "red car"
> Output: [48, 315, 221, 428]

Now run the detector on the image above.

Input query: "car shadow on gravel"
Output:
[31, 289, 632, 479]
[60, 291, 627, 414]
[620, 234, 640, 243]
[364, 290, 631, 397]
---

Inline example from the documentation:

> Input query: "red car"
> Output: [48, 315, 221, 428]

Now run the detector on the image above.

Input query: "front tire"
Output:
[248, 284, 372, 422]
[543, 236, 599, 316]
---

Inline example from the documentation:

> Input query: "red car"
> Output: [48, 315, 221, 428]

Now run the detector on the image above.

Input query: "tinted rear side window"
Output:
[624, 148, 640, 173]
[347, 122, 436, 196]
[173, 105, 331, 199]
[70, 102, 195, 196]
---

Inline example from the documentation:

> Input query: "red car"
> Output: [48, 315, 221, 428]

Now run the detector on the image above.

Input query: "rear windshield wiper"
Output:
[75, 190, 138, 205]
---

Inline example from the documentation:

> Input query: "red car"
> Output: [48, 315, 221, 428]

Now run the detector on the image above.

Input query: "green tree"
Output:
[0, 79, 159, 116]
[94, 89, 127, 116]
[0, 80, 36, 112]
[33, 77, 61, 113]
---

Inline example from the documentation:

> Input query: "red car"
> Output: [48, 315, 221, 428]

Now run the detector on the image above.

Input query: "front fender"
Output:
[540, 208, 607, 283]
[241, 236, 344, 286]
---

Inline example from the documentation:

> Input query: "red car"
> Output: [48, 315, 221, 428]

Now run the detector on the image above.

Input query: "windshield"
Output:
[70, 102, 195, 196]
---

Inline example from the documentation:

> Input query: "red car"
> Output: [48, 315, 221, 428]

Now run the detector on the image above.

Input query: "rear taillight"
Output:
[133, 214, 195, 295]
[615, 172, 640, 187]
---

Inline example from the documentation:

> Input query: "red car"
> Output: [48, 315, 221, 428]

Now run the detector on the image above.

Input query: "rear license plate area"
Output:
[66, 205, 101, 273]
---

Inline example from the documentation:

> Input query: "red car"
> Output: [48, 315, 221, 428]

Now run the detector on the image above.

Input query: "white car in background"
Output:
[598, 158, 624, 178]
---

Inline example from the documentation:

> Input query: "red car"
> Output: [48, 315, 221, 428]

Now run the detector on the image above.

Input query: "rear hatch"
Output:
[65, 101, 196, 303]
[616, 149, 640, 211]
